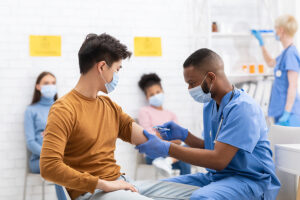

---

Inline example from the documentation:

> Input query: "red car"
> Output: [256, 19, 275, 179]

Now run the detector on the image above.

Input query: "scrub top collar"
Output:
[212, 86, 236, 120]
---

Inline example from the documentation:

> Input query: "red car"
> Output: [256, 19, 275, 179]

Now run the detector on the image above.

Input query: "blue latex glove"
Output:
[156, 121, 188, 141]
[251, 30, 264, 46]
[277, 111, 291, 126]
[135, 130, 170, 159]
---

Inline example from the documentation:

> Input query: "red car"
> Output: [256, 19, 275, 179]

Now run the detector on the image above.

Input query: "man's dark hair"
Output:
[183, 48, 223, 71]
[78, 33, 132, 74]
[138, 73, 162, 93]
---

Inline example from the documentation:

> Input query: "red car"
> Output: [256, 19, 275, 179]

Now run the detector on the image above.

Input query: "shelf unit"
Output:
[189, 0, 281, 81]
[211, 32, 275, 38]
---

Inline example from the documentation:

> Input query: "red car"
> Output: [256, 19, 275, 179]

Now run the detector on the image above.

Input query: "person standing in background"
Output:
[24, 72, 66, 200]
[138, 73, 191, 176]
[252, 15, 300, 127]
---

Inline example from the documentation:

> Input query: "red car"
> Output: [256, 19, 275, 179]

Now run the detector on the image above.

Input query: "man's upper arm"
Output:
[42, 104, 73, 157]
[214, 141, 238, 169]
[113, 102, 134, 143]
[131, 122, 148, 145]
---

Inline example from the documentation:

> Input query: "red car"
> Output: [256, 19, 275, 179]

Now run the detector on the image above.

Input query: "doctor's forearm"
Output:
[261, 46, 276, 67]
[285, 71, 299, 112]
[184, 132, 204, 149]
[168, 143, 225, 171]
[285, 86, 297, 112]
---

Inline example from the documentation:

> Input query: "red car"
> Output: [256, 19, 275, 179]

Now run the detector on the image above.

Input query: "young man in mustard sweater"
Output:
[40, 33, 198, 200]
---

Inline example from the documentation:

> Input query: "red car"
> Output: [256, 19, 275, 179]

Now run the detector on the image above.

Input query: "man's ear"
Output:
[96, 61, 106, 73]
[207, 72, 216, 83]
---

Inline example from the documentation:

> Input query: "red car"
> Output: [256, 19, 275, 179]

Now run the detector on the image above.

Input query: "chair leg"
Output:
[42, 180, 45, 200]
[297, 176, 300, 200]
[23, 175, 27, 200]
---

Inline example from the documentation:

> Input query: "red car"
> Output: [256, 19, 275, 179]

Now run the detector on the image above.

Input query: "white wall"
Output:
[0, 0, 298, 199]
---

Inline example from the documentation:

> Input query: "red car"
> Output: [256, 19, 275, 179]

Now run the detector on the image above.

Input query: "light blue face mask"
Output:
[41, 85, 57, 99]
[149, 93, 164, 107]
[102, 72, 119, 93]
[189, 74, 212, 103]
[275, 34, 280, 41]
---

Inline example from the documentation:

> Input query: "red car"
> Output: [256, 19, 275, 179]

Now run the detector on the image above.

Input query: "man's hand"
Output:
[135, 130, 170, 159]
[96, 179, 138, 193]
[156, 121, 188, 142]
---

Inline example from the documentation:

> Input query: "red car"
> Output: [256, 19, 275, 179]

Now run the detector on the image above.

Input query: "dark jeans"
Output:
[145, 156, 191, 175]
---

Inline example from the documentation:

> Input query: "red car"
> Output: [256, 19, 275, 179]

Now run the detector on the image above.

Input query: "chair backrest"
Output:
[25, 148, 31, 173]
[268, 125, 300, 158]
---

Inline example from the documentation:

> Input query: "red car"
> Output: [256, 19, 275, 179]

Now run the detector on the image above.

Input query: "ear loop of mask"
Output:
[99, 62, 109, 84]
[202, 73, 214, 94]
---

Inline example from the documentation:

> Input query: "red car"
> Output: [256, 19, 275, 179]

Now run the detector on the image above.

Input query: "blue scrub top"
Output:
[269, 45, 300, 118]
[203, 89, 280, 199]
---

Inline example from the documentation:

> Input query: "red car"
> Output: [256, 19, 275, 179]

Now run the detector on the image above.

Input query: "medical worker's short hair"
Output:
[275, 15, 298, 37]
[183, 48, 223, 71]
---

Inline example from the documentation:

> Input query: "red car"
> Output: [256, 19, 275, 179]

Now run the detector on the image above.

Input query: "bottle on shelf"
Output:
[258, 64, 264, 74]
[249, 64, 255, 74]
[212, 22, 218, 32]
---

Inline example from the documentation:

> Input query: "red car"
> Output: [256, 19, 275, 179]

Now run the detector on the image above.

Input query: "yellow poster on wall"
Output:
[29, 35, 61, 57]
[134, 37, 162, 57]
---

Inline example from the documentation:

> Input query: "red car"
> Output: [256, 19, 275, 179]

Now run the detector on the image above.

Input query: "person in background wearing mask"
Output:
[24, 72, 66, 200]
[252, 15, 300, 127]
[138, 73, 191, 176]
[40, 33, 200, 200]
[136, 48, 281, 199]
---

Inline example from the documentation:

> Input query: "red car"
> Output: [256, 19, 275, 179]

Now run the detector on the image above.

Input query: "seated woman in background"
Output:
[138, 73, 191, 176]
[24, 72, 66, 200]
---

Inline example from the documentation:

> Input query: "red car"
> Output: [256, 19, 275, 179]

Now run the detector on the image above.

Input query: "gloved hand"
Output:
[277, 111, 291, 126]
[251, 30, 264, 46]
[156, 121, 188, 141]
[135, 130, 170, 159]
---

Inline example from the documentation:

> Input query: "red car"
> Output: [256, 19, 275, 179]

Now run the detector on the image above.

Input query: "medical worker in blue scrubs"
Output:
[252, 15, 300, 127]
[136, 48, 280, 199]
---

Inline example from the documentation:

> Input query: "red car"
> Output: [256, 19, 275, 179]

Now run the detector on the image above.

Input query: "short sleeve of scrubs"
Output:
[284, 48, 300, 72]
[216, 102, 260, 153]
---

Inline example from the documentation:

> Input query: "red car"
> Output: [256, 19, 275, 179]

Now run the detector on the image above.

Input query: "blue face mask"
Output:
[149, 93, 164, 107]
[102, 72, 119, 93]
[41, 85, 57, 99]
[189, 74, 212, 103]
[275, 34, 280, 41]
